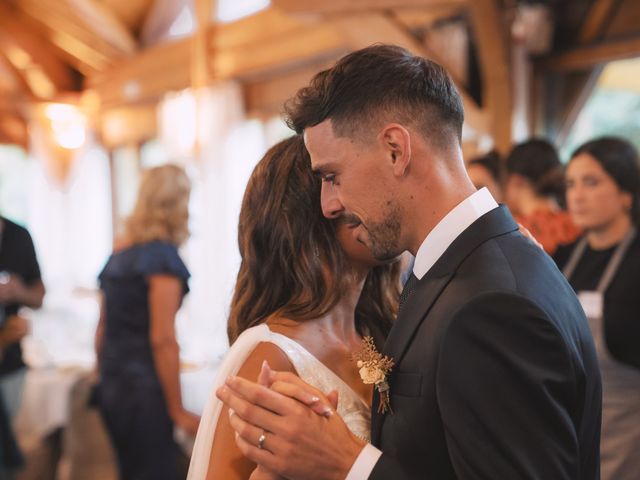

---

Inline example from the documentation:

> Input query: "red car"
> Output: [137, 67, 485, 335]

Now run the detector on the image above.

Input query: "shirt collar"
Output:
[413, 188, 498, 280]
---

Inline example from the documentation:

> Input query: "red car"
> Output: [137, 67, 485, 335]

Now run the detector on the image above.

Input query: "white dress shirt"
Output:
[345, 187, 498, 480]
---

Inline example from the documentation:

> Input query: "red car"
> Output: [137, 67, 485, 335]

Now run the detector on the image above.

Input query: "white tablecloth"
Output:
[15, 367, 87, 441]
[14, 364, 220, 442]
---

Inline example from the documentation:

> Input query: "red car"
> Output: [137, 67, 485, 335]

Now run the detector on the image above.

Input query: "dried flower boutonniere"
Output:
[352, 336, 395, 415]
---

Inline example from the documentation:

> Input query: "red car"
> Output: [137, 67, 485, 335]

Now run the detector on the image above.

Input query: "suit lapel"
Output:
[371, 273, 452, 444]
[370, 206, 519, 444]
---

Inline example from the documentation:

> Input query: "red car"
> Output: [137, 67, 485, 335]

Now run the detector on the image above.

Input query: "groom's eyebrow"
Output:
[312, 162, 338, 176]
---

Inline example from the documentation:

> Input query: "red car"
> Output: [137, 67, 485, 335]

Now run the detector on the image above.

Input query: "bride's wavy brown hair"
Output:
[228, 135, 400, 346]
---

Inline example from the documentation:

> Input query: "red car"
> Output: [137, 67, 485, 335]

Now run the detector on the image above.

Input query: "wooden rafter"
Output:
[0, 50, 34, 99]
[209, 9, 346, 79]
[0, 113, 28, 147]
[538, 35, 640, 71]
[533, 0, 632, 141]
[273, 0, 467, 15]
[550, 0, 624, 143]
[65, 0, 138, 54]
[139, 0, 188, 46]
[100, 0, 154, 33]
[468, 0, 512, 153]
[0, 3, 76, 93]
[244, 58, 337, 117]
[579, 0, 623, 43]
[193, 0, 214, 89]
[14, 0, 136, 73]
[392, 5, 466, 31]
[88, 38, 192, 107]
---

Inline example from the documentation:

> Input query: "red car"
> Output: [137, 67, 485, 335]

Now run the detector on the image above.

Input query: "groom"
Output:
[218, 45, 601, 479]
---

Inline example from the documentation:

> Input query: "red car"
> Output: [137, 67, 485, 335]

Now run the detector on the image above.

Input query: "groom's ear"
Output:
[379, 124, 411, 177]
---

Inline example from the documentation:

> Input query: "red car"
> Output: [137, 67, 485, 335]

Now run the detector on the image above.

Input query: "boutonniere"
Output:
[352, 336, 395, 415]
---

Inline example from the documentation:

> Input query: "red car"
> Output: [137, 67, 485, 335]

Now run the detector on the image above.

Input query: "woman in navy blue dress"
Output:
[96, 164, 199, 480]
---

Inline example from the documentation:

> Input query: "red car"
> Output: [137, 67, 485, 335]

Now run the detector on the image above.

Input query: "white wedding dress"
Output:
[187, 324, 371, 479]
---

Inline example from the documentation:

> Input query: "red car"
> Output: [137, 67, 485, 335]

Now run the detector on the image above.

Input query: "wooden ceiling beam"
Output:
[0, 114, 29, 148]
[65, 0, 138, 54]
[212, 8, 315, 51]
[207, 9, 347, 79]
[100, 0, 155, 33]
[15, 0, 135, 71]
[244, 59, 337, 117]
[578, 0, 624, 43]
[0, 51, 34, 99]
[273, 0, 467, 15]
[2, 5, 98, 76]
[538, 35, 640, 71]
[139, 0, 188, 46]
[15, 2, 115, 71]
[468, 0, 512, 153]
[542, 0, 625, 145]
[0, 4, 76, 93]
[211, 23, 347, 80]
[88, 38, 192, 107]
[391, 5, 466, 30]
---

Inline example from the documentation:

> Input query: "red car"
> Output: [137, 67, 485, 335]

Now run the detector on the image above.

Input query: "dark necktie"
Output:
[399, 273, 419, 311]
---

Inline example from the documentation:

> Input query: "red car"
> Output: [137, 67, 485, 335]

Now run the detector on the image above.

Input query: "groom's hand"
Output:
[216, 373, 365, 480]
[261, 363, 340, 415]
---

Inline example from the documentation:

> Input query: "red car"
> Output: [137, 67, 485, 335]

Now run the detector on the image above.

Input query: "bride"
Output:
[187, 135, 400, 479]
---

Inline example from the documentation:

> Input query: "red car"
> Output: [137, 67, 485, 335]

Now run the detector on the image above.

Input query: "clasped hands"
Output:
[216, 361, 366, 480]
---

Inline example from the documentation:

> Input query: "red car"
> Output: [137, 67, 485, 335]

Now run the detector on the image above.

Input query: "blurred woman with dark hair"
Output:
[466, 150, 503, 202]
[555, 136, 640, 480]
[188, 135, 400, 480]
[505, 138, 580, 254]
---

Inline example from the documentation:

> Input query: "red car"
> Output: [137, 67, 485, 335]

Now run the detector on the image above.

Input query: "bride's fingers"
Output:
[234, 429, 280, 471]
[327, 390, 339, 411]
[228, 410, 276, 454]
[257, 361, 272, 387]
[270, 380, 334, 416]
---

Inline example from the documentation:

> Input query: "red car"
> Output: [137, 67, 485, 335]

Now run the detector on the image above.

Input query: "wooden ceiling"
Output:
[0, 0, 162, 146]
[0, 0, 639, 149]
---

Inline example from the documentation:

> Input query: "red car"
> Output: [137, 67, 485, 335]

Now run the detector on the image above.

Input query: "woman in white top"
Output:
[188, 135, 400, 479]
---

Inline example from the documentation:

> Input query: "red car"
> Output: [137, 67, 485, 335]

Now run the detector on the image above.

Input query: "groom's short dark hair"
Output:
[285, 44, 464, 151]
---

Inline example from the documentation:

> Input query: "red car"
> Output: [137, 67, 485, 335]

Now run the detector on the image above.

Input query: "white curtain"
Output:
[23, 131, 112, 368]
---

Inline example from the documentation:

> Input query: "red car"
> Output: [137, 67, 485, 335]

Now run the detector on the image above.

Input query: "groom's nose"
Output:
[321, 182, 344, 219]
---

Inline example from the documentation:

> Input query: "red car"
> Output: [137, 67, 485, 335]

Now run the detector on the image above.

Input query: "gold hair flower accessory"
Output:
[352, 337, 395, 415]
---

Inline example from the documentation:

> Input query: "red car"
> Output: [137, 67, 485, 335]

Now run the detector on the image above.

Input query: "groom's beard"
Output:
[363, 206, 403, 262]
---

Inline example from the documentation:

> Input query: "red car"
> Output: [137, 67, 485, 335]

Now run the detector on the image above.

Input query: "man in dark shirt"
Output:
[0, 216, 45, 474]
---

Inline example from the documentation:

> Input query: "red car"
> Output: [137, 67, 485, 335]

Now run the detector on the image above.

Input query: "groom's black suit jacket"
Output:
[370, 206, 601, 480]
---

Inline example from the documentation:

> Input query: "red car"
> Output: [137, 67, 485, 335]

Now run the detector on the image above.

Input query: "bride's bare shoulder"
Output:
[236, 341, 297, 381]
[205, 343, 297, 480]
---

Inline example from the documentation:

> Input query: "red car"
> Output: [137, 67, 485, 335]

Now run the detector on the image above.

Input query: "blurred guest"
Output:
[0, 374, 24, 476]
[555, 137, 640, 480]
[467, 150, 503, 202]
[505, 138, 580, 254]
[0, 217, 45, 477]
[95, 165, 199, 480]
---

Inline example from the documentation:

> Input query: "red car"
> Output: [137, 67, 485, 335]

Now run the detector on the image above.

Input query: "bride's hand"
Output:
[518, 223, 543, 250]
[249, 466, 283, 480]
